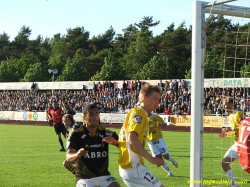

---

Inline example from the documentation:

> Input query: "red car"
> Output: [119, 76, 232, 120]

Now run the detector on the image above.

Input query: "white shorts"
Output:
[148, 138, 169, 157]
[76, 175, 119, 187]
[224, 142, 239, 159]
[119, 164, 162, 187]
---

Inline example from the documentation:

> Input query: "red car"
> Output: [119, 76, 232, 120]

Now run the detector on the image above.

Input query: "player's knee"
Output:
[163, 153, 170, 160]
[221, 159, 228, 168]
[221, 160, 224, 167]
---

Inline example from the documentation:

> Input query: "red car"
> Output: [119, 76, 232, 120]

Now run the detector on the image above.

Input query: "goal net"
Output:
[191, 1, 250, 186]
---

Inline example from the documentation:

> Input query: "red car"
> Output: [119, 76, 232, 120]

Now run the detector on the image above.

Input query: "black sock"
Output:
[58, 138, 64, 149]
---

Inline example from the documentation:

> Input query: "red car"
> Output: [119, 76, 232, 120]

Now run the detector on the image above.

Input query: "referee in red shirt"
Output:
[49, 101, 67, 151]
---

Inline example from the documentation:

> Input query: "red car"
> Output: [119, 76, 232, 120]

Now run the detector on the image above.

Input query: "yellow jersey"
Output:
[147, 114, 165, 142]
[118, 107, 149, 169]
[228, 110, 244, 142]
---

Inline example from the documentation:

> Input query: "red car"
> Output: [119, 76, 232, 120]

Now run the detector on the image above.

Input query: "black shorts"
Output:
[54, 122, 67, 135]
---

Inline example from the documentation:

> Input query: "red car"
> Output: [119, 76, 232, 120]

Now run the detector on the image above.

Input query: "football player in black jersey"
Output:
[62, 114, 80, 175]
[66, 104, 121, 187]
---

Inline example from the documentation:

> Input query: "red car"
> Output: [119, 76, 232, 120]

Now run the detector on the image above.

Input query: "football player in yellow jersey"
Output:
[118, 84, 165, 187]
[147, 114, 178, 177]
[218, 97, 244, 187]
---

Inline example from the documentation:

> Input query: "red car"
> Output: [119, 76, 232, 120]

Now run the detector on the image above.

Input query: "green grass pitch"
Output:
[0, 124, 249, 187]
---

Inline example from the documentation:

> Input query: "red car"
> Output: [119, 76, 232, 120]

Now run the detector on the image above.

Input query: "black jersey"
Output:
[68, 125, 118, 181]
[63, 107, 76, 115]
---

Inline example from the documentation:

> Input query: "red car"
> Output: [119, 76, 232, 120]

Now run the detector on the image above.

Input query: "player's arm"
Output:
[66, 132, 88, 162]
[102, 136, 119, 147]
[157, 115, 167, 127]
[66, 148, 88, 162]
[128, 131, 163, 166]
[47, 113, 52, 121]
[218, 127, 233, 139]
[222, 127, 232, 133]
[157, 121, 167, 127]
[102, 131, 119, 147]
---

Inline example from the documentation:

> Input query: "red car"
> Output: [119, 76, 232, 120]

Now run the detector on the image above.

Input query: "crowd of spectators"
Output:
[1, 79, 250, 116]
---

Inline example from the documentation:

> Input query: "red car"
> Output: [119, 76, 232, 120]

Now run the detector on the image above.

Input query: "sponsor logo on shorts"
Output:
[153, 140, 160, 145]
[107, 177, 116, 181]
[160, 148, 165, 153]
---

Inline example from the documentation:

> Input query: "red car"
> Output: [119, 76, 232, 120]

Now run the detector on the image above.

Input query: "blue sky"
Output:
[0, 0, 249, 41]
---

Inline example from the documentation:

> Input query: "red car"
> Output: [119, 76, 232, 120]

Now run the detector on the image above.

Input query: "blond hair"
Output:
[138, 83, 160, 103]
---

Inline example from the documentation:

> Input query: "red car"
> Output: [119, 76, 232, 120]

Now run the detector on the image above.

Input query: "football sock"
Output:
[67, 164, 76, 174]
[168, 154, 174, 162]
[161, 161, 172, 174]
[59, 138, 64, 149]
[226, 169, 236, 185]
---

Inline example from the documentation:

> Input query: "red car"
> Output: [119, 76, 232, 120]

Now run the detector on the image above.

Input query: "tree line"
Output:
[0, 15, 249, 82]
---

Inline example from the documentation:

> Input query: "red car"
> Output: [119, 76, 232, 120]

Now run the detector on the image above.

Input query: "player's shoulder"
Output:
[73, 123, 81, 130]
[230, 110, 244, 119]
[156, 114, 164, 120]
[130, 107, 147, 117]
[241, 117, 250, 125]
[234, 110, 244, 116]
[149, 112, 159, 118]
[98, 125, 106, 131]
[71, 125, 86, 135]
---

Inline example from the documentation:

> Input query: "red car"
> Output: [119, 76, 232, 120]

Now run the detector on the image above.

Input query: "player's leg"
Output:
[63, 160, 76, 174]
[56, 130, 66, 152]
[221, 142, 238, 187]
[119, 165, 164, 187]
[62, 126, 68, 140]
[54, 125, 65, 151]
[49, 120, 53, 127]
[57, 134, 65, 151]
[107, 181, 121, 187]
[58, 123, 67, 151]
[148, 140, 173, 177]
[155, 154, 174, 177]
[158, 138, 178, 169]
[77, 176, 120, 187]
[162, 153, 178, 168]
[222, 157, 237, 187]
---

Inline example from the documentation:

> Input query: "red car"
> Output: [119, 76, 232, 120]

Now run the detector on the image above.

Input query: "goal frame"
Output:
[190, 1, 250, 186]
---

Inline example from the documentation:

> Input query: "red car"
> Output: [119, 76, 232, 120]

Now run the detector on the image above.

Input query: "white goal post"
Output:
[190, 1, 250, 186]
